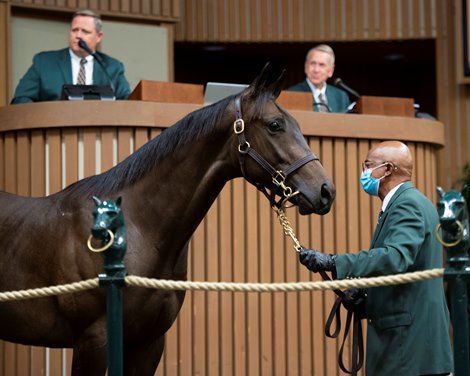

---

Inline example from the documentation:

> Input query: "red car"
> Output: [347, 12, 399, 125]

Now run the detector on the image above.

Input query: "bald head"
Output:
[364, 141, 413, 200]
[367, 141, 413, 177]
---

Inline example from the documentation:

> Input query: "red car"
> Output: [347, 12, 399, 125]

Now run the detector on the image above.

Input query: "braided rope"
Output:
[0, 279, 99, 302]
[126, 268, 444, 293]
[0, 268, 444, 302]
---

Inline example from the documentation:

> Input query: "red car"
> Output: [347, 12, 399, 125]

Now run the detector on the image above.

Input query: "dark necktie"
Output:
[377, 210, 384, 224]
[318, 93, 328, 112]
[77, 58, 87, 85]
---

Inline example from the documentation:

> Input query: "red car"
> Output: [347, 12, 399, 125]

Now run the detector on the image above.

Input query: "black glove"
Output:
[299, 249, 336, 273]
[341, 288, 367, 318]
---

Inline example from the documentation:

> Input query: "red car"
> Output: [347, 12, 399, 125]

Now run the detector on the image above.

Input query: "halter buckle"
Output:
[272, 170, 286, 187]
[233, 119, 245, 134]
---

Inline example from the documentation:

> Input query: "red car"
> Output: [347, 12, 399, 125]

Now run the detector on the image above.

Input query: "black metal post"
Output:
[98, 236, 126, 376]
[444, 249, 470, 376]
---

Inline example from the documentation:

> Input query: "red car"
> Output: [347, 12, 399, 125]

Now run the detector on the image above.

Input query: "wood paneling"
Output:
[9, 0, 179, 20]
[175, 0, 439, 42]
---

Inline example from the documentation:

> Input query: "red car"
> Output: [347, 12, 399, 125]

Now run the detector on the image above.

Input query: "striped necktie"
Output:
[77, 58, 87, 85]
[318, 93, 328, 112]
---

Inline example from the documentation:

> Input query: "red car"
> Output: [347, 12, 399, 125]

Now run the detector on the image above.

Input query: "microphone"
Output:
[333, 78, 360, 99]
[78, 39, 115, 93]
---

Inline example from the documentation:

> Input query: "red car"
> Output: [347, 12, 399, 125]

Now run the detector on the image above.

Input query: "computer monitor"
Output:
[204, 82, 248, 105]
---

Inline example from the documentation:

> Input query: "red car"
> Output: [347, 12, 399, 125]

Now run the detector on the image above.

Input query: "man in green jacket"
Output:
[11, 9, 131, 104]
[299, 141, 453, 375]
[287, 44, 351, 113]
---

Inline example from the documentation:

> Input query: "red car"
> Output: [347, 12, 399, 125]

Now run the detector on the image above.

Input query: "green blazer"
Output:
[11, 48, 131, 104]
[287, 80, 351, 113]
[335, 182, 453, 375]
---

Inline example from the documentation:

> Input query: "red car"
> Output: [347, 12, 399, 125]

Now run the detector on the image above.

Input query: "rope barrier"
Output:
[0, 278, 99, 302]
[0, 268, 444, 302]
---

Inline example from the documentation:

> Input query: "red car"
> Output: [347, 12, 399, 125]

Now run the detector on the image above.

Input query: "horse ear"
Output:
[246, 62, 271, 97]
[436, 186, 445, 198]
[116, 196, 122, 207]
[267, 69, 286, 100]
[92, 196, 102, 206]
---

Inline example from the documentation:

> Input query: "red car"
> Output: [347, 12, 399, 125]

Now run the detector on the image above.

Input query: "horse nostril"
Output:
[321, 182, 336, 204]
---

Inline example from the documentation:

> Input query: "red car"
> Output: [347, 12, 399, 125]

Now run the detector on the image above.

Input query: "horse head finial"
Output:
[436, 188, 470, 252]
[88, 196, 125, 254]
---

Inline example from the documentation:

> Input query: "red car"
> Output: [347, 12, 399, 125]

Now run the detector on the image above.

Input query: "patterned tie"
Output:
[377, 210, 384, 224]
[77, 58, 87, 85]
[318, 93, 328, 112]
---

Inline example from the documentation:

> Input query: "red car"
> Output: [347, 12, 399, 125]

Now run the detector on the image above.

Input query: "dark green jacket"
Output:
[11, 48, 131, 104]
[287, 80, 350, 113]
[335, 182, 453, 375]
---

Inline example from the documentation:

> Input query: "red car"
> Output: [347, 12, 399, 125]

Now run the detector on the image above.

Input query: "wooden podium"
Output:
[129, 80, 204, 104]
[355, 95, 415, 117]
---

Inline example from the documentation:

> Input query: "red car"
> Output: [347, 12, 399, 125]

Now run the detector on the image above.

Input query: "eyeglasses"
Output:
[361, 161, 389, 172]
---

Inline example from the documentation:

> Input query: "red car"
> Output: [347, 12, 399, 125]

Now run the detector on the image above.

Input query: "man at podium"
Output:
[11, 9, 131, 104]
[288, 44, 351, 113]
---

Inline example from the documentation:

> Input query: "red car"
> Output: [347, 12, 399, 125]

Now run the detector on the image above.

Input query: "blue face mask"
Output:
[360, 164, 387, 196]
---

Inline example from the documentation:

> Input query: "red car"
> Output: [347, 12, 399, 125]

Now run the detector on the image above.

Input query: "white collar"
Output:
[69, 49, 92, 63]
[306, 79, 326, 98]
[382, 182, 405, 212]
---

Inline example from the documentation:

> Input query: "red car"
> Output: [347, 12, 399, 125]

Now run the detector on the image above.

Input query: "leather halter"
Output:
[233, 95, 318, 208]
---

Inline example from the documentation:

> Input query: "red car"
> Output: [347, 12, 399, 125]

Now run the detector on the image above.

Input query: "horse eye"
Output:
[268, 121, 282, 132]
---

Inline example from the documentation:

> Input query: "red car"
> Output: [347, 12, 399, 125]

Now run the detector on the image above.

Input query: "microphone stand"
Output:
[78, 39, 116, 94]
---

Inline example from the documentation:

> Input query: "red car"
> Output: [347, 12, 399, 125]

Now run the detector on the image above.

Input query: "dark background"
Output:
[175, 39, 436, 116]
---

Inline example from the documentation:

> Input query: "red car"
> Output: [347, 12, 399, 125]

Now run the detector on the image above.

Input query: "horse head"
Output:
[90, 196, 124, 242]
[232, 63, 336, 215]
[436, 186, 470, 253]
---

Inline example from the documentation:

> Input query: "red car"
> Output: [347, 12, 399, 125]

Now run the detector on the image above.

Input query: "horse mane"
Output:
[62, 95, 237, 199]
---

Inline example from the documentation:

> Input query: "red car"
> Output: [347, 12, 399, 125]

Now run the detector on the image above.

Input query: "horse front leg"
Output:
[123, 335, 165, 375]
[71, 319, 108, 376]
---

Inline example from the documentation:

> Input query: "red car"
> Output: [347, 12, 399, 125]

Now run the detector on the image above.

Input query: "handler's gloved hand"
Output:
[299, 248, 336, 273]
[342, 288, 367, 318]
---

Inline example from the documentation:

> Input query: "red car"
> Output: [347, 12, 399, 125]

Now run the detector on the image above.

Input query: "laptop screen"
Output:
[204, 82, 248, 105]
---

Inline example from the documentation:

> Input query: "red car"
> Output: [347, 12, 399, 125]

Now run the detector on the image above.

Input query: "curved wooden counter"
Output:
[0, 101, 444, 376]
[0, 100, 444, 145]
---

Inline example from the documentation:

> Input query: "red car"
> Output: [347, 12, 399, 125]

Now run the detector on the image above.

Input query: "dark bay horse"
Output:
[0, 65, 335, 375]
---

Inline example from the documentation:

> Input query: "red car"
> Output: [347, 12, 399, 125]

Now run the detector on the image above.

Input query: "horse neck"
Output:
[121, 128, 239, 249]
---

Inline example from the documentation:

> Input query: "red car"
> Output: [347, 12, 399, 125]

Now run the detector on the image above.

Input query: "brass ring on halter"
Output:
[435, 221, 464, 247]
[281, 190, 299, 209]
[87, 230, 115, 253]
[238, 141, 250, 154]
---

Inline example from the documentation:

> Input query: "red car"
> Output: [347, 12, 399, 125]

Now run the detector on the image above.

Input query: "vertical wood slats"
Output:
[175, 0, 439, 42]
[9, 0, 180, 20]
[0, 124, 438, 375]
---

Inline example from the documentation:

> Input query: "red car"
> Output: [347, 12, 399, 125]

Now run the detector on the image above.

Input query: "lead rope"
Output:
[274, 203, 364, 375]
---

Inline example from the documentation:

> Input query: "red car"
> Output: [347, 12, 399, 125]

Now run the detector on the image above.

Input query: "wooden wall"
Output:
[175, 0, 439, 41]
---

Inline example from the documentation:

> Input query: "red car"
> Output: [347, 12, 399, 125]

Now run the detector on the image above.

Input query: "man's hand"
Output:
[299, 249, 336, 273]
